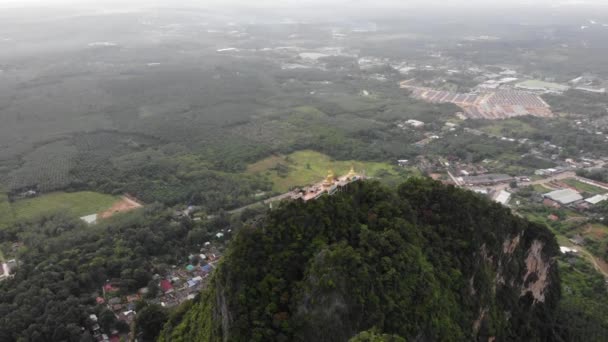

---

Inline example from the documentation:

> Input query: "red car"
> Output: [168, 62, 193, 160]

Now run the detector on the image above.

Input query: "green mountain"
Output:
[160, 179, 562, 341]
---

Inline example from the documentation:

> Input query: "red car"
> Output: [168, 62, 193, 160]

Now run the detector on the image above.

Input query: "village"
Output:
[86, 241, 223, 342]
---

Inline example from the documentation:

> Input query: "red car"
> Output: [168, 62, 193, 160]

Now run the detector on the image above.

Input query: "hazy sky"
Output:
[1, 0, 607, 9]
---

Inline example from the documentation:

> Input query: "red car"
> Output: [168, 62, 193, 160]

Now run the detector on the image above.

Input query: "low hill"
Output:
[160, 178, 563, 341]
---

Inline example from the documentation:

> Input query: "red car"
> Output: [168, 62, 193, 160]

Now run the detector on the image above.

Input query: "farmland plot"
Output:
[7, 140, 77, 193]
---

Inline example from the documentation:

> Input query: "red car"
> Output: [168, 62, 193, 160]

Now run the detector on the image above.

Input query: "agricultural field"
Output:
[6, 140, 77, 192]
[247, 150, 413, 192]
[0, 191, 119, 227]
[562, 179, 607, 196]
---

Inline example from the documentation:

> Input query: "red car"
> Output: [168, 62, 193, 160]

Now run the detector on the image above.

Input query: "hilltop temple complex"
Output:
[288, 166, 363, 202]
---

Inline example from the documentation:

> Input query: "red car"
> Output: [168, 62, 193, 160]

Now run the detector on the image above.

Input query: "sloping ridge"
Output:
[160, 178, 561, 342]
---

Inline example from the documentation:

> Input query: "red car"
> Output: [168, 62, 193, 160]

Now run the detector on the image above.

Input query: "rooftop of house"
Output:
[585, 194, 608, 205]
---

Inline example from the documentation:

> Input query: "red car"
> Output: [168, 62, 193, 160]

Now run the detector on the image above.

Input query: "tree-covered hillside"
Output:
[160, 179, 563, 342]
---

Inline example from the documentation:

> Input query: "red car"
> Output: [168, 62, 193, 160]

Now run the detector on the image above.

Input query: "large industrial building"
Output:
[543, 189, 583, 205]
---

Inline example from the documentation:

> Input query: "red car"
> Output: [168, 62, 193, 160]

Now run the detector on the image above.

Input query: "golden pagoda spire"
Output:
[346, 164, 357, 179]
[323, 169, 335, 186]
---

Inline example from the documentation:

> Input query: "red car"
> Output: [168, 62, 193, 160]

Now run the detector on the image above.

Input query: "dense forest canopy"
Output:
[0, 205, 236, 341]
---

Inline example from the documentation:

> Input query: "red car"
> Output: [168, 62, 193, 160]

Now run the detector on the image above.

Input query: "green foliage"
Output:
[554, 257, 608, 341]
[479, 119, 538, 138]
[159, 290, 218, 342]
[163, 179, 562, 342]
[349, 329, 406, 342]
[0, 191, 13, 229]
[517, 155, 556, 170]
[0, 207, 195, 341]
[426, 133, 520, 164]
[577, 168, 608, 183]
[247, 150, 408, 192]
[136, 304, 168, 342]
[6, 140, 77, 193]
[544, 90, 608, 118]
[70, 141, 272, 209]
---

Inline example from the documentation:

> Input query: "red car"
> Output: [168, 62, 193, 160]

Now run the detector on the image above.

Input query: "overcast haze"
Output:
[2, 0, 608, 9]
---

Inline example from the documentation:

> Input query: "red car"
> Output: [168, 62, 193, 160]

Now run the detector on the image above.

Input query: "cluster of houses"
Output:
[157, 253, 219, 309]
[87, 313, 119, 342]
[89, 246, 223, 341]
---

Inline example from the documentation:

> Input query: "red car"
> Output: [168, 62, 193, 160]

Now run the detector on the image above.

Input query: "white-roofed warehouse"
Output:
[584, 194, 608, 205]
[543, 189, 583, 205]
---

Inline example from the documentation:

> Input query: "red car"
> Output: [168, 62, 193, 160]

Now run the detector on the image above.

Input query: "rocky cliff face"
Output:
[471, 234, 559, 341]
[161, 179, 561, 342]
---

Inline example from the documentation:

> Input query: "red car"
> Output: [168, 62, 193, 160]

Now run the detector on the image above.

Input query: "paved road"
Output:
[226, 193, 292, 215]
[518, 171, 577, 187]
[460, 172, 578, 195]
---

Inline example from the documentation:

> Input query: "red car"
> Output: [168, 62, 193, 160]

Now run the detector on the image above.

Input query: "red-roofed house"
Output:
[103, 283, 119, 293]
[96, 297, 105, 305]
[160, 279, 173, 293]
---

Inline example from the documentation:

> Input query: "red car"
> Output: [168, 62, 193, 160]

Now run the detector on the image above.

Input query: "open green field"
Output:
[562, 179, 606, 195]
[531, 184, 553, 194]
[516, 79, 569, 92]
[247, 150, 411, 192]
[480, 119, 537, 137]
[0, 191, 119, 226]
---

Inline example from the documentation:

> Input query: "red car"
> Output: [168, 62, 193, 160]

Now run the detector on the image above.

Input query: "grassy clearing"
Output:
[531, 184, 553, 194]
[562, 179, 606, 195]
[247, 150, 409, 192]
[0, 191, 119, 226]
[480, 119, 537, 137]
[516, 79, 569, 92]
[582, 223, 608, 240]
